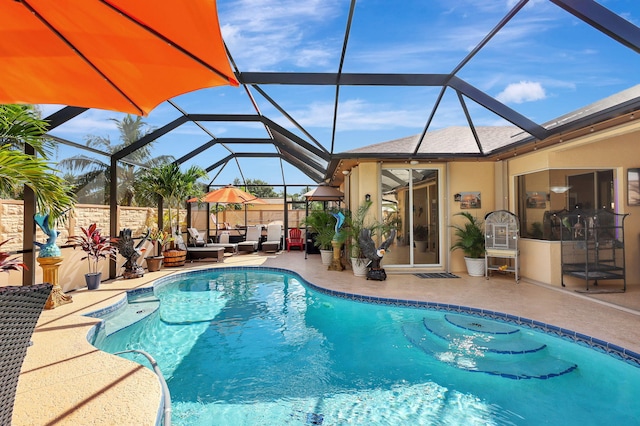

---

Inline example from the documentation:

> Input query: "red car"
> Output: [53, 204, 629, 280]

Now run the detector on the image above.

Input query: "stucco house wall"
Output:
[507, 119, 640, 287]
[340, 116, 639, 290]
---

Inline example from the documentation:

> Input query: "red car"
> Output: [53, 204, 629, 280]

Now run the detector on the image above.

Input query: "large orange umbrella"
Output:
[1, 0, 238, 116]
[188, 185, 266, 237]
[189, 185, 267, 205]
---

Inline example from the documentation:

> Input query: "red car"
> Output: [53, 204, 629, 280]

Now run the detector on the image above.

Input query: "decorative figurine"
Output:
[358, 228, 396, 281]
[114, 228, 149, 279]
[34, 213, 62, 257]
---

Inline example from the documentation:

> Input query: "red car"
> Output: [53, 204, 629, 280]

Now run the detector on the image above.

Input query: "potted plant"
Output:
[344, 201, 381, 276]
[139, 163, 207, 267]
[146, 228, 171, 272]
[66, 223, 116, 290]
[302, 209, 338, 265]
[450, 212, 485, 277]
[413, 224, 429, 252]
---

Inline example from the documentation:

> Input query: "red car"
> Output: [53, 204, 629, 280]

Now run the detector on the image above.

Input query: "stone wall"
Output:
[0, 200, 155, 252]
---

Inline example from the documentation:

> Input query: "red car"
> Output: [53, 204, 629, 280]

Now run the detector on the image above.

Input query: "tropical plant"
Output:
[414, 224, 428, 241]
[302, 209, 338, 251]
[66, 224, 116, 274]
[149, 227, 172, 257]
[344, 200, 381, 259]
[232, 177, 278, 198]
[58, 114, 174, 206]
[0, 104, 76, 225]
[0, 104, 53, 157]
[450, 212, 485, 258]
[0, 239, 27, 273]
[138, 163, 207, 237]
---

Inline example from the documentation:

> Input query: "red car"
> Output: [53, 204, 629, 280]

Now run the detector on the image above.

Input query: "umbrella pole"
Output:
[305, 200, 309, 260]
[215, 203, 219, 240]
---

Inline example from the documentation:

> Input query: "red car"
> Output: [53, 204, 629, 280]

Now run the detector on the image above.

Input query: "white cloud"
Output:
[219, 0, 341, 71]
[496, 81, 546, 104]
[290, 99, 424, 131]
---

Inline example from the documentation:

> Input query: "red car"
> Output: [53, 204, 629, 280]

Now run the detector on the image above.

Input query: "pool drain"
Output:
[306, 413, 324, 424]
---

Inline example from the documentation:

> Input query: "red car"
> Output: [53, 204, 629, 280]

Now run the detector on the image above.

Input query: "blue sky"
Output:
[42, 0, 640, 188]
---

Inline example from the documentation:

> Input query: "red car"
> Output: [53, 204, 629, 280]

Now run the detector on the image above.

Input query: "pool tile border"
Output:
[88, 265, 640, 369]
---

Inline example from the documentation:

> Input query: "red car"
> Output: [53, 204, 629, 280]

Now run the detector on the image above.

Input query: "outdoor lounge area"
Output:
[2, 0, 640, 424]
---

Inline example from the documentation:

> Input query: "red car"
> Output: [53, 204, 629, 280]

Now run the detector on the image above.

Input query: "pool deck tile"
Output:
[12, 251, 640, 425]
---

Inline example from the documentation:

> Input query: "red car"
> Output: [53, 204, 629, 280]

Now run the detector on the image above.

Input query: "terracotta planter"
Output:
[146, 256, 163, 272]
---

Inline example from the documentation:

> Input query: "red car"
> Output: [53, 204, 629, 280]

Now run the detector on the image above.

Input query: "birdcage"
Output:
[559, 209, 627, 292]
[484, 210, 520, 283]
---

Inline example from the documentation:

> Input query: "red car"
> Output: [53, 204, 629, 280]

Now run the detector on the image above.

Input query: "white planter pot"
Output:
[464, 257, 485, 277]
[320, 249, 333, 266]
[415, 240, 428, 252]
[351, 257, 369, 277]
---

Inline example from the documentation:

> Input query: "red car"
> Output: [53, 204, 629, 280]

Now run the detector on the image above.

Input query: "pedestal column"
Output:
[37, 256, 72, 309]
[328, 240, 344, 271]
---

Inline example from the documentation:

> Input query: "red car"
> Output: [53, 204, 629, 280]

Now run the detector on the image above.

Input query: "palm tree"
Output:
[138, 163, 207, 236]
[59, 114, 173, 206]
[0, 104, 75, 224]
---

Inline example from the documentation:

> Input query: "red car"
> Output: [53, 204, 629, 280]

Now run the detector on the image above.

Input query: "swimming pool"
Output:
[90, 267, 640, 425]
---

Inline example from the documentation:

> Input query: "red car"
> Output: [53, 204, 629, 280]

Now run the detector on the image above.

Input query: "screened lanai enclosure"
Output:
[2, 0, 640, 284]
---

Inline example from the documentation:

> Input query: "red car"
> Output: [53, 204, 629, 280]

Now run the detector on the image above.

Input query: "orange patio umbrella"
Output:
[189, 185, 267, 205]
[1, 0, 238, 116]
[188, 185, 266, 237]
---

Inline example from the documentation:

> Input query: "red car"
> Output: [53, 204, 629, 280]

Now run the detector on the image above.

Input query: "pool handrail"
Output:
[114, 349, 171, 426]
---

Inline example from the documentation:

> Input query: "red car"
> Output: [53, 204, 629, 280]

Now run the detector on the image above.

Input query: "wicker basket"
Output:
[163, 249, 186, 267]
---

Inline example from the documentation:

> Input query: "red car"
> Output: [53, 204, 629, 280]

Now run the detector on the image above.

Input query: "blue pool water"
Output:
[91, 268, 640, 425]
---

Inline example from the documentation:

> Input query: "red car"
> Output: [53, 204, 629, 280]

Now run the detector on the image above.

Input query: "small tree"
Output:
[139, 163, 207, 236]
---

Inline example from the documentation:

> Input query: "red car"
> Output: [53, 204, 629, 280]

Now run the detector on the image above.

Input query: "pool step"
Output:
[424, 315, 547, 354]
[101, 299, 159, 336]
[403, 316, 578, 380]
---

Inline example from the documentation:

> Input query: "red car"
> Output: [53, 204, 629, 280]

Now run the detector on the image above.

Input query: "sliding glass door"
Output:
[381, 167, 441, 267]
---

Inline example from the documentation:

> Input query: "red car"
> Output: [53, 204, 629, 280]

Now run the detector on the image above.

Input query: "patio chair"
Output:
[237, 225, 261, 252]
[187, 228, 207, 247]
[210, 214, 231, 231]
[0, 283, 52, 425]
[262, 223, 282, 252]
[286, 228, 304, 251]
[209, 231, 238, 254]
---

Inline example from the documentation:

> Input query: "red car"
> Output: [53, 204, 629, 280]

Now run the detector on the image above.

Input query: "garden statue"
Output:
[329, 211, 346, 271]
[34, 213, 61, 257]
[332, 211, 345, 240]
[115, 228, 149, 279]
[34, 212, 72, 308]
[358, 228, 396, 281]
